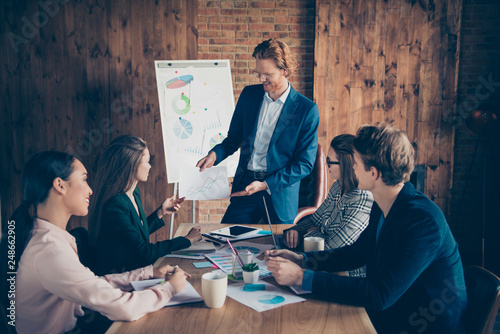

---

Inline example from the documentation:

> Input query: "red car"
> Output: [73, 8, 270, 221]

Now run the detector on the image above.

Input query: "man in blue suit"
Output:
[197, 39, 319, 224]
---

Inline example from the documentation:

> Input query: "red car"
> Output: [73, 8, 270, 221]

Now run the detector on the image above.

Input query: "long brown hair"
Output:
[88, 135, 147, 245]
[331, 134, 358, 195]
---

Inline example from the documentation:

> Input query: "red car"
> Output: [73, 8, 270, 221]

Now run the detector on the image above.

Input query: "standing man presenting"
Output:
[197, 39, 319, 224]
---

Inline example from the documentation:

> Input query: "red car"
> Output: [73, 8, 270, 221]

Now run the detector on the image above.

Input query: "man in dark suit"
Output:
[266, 123, 468, 333]
[197, 39, 319, 224]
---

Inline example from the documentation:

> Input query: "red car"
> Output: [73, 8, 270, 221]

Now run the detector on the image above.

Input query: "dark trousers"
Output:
[221, 172, 294, 225]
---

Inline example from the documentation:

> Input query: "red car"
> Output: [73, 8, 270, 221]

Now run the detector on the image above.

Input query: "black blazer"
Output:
[94, 187, 190, 275]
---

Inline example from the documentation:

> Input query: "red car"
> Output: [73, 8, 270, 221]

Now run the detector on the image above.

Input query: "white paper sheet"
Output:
[130, 279, 203, 307]
[226, 281, 306, 312]
[179, 166, 230, 200]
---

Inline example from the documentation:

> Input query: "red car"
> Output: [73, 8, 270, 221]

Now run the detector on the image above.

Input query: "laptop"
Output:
[262, 197, 301, 251]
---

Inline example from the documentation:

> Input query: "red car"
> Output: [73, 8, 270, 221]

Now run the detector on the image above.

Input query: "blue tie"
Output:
[376, 215, 385, 243]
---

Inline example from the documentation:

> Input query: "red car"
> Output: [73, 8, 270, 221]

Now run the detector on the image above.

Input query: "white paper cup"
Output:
[201, 272, 227, 308]
[239, 250, 253, 265]
[303, 237, 325, 252]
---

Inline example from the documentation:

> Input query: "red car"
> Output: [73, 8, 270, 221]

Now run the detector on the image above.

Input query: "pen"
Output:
[169, 265, 179, 275]
[226, 240, 244, 268]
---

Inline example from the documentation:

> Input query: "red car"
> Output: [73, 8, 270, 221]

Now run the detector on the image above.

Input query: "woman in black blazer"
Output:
[89, 135, 201, 275]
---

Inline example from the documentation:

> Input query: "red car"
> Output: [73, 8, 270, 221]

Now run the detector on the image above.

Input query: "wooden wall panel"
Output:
[314, 0, 462, 217]
[0, 0, 198, 242]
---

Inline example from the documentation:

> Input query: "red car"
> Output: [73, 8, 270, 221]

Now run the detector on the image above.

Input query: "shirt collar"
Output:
[34, 218, 76, 244]
[264, 82, 291, 104]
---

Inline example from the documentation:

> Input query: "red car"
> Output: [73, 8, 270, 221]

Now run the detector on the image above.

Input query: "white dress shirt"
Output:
[247, 83, 291, 171]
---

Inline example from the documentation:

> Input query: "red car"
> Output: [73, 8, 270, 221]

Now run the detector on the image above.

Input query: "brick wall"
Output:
[196, 0, 315, 223]
[450, 0, 500, 275]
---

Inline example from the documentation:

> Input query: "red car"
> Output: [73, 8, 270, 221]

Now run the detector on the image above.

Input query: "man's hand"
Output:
[284, 230, 300, 248]
[231, 181, 268, 197]
[196, 151, 217, 172]
[264, 249, 304, 265]
[266, 256, 305, 286]
[158, 196, 185, 218]
[306, 226, 320, 233]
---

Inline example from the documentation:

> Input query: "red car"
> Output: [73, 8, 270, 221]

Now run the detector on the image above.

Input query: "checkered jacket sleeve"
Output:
[288, 181, 342, 236]
[304, 185, 374, 250]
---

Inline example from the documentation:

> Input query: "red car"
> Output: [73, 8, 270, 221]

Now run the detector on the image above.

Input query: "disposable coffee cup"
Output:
[303, 237, 325, 252]
[201, 272, 227, 308]
[239, 250, 253, 265]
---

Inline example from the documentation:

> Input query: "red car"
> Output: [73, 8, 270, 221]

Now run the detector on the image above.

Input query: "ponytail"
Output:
[1, 151, 74, 307]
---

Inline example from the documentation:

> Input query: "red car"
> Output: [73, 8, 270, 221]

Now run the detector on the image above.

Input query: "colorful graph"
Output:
[165, 75, 194, 89]
[171, 94, 191, 114]
[183, 170, 224, 198]
[209, 133, 226, 149]
[173, 118, 193, 139]
[179, 145, 203, 155]
[258, 294, 285, 305]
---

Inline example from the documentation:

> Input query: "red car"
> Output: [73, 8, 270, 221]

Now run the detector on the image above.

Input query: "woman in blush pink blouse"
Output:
[2, 151, 190, 334]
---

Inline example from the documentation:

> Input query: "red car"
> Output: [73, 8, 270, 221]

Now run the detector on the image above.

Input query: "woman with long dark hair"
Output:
[284, 134, 373, 275]
[1, 151, 190, 334]
[89, 135, 201, 275]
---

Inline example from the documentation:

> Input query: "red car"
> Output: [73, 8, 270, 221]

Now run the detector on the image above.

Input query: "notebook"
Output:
[171, 241, 217, 255]
[130, 279, 203, 306]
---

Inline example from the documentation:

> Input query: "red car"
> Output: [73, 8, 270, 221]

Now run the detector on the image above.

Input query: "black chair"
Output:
[464, 265, 500, 334]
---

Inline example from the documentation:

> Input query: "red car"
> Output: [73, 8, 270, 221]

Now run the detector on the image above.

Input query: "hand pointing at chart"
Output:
[196, 151, 217, 172]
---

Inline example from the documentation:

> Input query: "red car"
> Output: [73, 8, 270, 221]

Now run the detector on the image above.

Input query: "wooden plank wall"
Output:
[0, 0, 198, 242]
[314, 0, 462, 217]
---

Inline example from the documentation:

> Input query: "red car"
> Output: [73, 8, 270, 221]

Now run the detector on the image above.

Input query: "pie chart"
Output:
[171, 94, 191, 115]
[209, 133, 226, 149]
[173, 118, 193, 139]
[258, 294, 285, 305]
[165, 75, 194, 89]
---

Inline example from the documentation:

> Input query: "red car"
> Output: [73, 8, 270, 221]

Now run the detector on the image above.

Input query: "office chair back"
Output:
[295, 144, 327, 224]
[464, 265, 500, 334]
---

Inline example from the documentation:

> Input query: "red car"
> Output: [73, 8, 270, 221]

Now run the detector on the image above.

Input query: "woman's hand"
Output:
[153, 264, 176, 278]
[184, 227, 202, 244]
[164, 267, 191, 293]
[284, 229, 300, 248]
[157, 196, 185, 218]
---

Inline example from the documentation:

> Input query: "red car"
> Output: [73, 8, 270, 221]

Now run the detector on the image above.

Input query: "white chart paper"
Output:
[227, 281, 306, 312]
[179, 166, 230, 200]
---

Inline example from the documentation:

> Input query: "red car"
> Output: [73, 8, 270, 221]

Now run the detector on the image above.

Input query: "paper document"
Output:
[130, 279, 203, 307]
[227, 281, 306, 312]
[180, 166, 230, 200]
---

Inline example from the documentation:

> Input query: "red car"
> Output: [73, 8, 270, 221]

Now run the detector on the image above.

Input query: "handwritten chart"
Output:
[179, 166, 230, 200]
[155, 60, 239, 183]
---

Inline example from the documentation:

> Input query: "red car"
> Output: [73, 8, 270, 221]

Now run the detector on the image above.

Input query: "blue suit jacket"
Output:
[304, 183, 468, 333]
[211, 84, 319, 221]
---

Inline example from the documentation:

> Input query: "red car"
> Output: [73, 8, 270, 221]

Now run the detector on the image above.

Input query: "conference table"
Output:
[106, 223, 376, 334]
